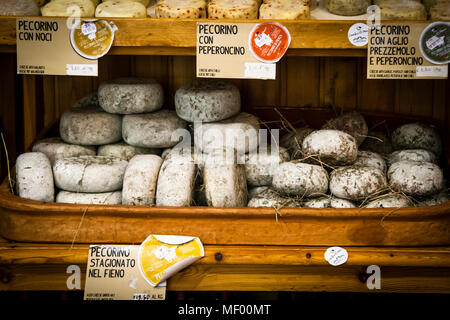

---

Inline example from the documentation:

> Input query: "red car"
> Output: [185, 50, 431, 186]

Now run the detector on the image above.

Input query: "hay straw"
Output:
[1, 132, 14, 193]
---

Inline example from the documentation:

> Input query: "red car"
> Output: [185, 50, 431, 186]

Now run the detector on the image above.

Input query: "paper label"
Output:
[348, 23, 369, 47]
[324, 247, 348, 266]
[367, 23, 448, 79]
[16, 18, 98, 76]
[244, 62, 276, 79]
[66, 63, 98, 76]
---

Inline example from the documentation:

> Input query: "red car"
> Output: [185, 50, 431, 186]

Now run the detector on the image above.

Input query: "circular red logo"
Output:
[249, 22, 291, 63]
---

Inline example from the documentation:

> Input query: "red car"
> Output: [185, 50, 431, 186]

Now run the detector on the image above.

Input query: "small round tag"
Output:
[324, 247, 348, 266]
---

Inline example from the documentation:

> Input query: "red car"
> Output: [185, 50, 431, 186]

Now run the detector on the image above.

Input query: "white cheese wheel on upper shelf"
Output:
[95, 0, 146, 17]
[325, 0, 371, 16]
[379, 0, 427, 20]
[208, 0, 259, 19]
[259, 0, 310, 20]
[155, 0, 207, 18]
[41, 0, 95, 17]
[0, 0, 40, 16]
[56, 191, 122, 205]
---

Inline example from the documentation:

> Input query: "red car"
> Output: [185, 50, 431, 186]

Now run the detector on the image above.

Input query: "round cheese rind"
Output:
[155, 0, 207, 18]
[60, 106, 122, 145]
[247, 188, 299, 208]
[245, 146, 290, 187]
[430, 2, 450, 20]
[303, 196, 356, 208]
[364, 194, 413, 208]
[0, 0, 40, 16]
[122, 110, 188, 148]
[391, 123, 442, 156]
[387, 149, 437, 166]
[53, 156, 128, 193]
[16, 152, 54, 202]
[122, 155, 162, 206]
[259, 0, 310, 19]
[330, 166, 387, 201]
[56, 191, 122, 205]
[388, 160, 444, 197]
[322, 112, 368, 146]
[97, 142, 161, 161]
[42, 0, 95, 17]
[325, 0, 371, 16]
[32, 137, 96, 165]
[73, 92, 99, 108]
[175, 80, 241, 123]
[354, 151, 386, 173]
[98, 78, 164, 114]
[379, 0, 427, 20]
[95, 0, 146, 17]
[208, 0, 258, 19]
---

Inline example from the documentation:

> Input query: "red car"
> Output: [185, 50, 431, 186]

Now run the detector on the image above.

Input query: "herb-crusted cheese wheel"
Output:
[0, 0, 40, 16]
[272, 162, 329, 197]
[16, 152, 54, 202]
[359, 131, 392, 155]
[245, 146, 290, 187]
[388, 160, 444, 197]
[208, 0, 258, 19]
[95, 0, 146, 17]
[379, 0, 427, 20]
[175, 81, 241, 123]
[156, 149, 196, 206]
[387, 149, 437, 166]
[56, 191, 122, 205]
[98, 78, 164, 114]
[303, 197, 356, 208]
[430, 2, 450, 20]
[330, 166, 387, 201]
[195, 112, 260, 154]
[302, 129, 358, 166]
[247, 188, 298, 208]
[53, 156, 128, 193]
[42, 0, 95, 17]
[280, 127, 314, 160]
[325, 0, 371, 16]
[354, 151, 387, 173]
[391, 123, 442, 156]
[155, 0, 207, 18]
[122, 155, 162, 206]
[322, 112, 368, 146]
[60, 106, 122, 145]
[32, 137, 96, 165]
[259, 0, 310, 20]
[97, 142, 161, 161]
[364, 194, 413, 208]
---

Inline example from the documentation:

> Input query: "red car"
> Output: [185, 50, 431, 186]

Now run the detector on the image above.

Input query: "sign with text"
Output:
[16, 18, 98, 76]
[197, 22, 289, 80]
[367, 23, 448, 79]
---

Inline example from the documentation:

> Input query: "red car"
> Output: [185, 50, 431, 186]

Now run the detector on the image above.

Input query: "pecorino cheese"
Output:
[364, 194, 413, 208]
[418, 190, 449, 207]
[16, 152, 54, 202]
[103, 0, 150, 6]
[430, 2, 450, 19]
[95, 0, 146, 17]
[155, 0, 207, 18]
[32, 137, 96, 165]
[245, 146, 290, 187]
[53, 156, 128, 193]
[60, 106, 122, 145]
[122, 155, 162, 206]
[247, 188, 299, 208]
[56, 191, 122, 205]
[73, 92, 99, 108]
[97, 142, 161, 161]
[0, 0, 40, 16]
[41, 0, 95, 17]
[322, 112, 368, 146]
[391, 123, 442, 156]
[175, 80, 241, 123]
[303, 196, 356, 208]
[208, 0, 259, 19]
[354, 151, 387, 173]
[98, 78, 164, 114]
[379, 0, 427, 20]
[325, 0, 371, 16]
[122, 110, 188, 148]
[259, 0, 310, 20]
[387, 149, 437, 166]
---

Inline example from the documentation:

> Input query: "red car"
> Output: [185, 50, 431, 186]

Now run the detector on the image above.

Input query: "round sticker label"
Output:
[249, 22, 291, 63]
[419, 22, 450, 65]
[324, 247, 348, 266]
[348, 23, 369, 47]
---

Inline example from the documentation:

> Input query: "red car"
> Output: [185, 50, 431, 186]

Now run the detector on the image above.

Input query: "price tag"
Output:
[244, 62, 276, 79]
[66, 64, 98, 76]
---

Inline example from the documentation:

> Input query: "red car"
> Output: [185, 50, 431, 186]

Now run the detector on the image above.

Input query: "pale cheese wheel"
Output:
[42, 0, 95, 17]
[245, 146, 290, 187]
[32, 137, 96, 165]
[322, 112, 368, 146]
[155, 0, 207, 18]
[60, 106, 122, 145]
[430, 2, 450, 19]
[122, 110, 188, 148]
[16, 152, 54, 202]
[354, 151, 387, 173]
[175, 80, 241, 123]
[379, 0, 427, 20]
[0, 0, 40, 16]
[97, 142, 161, 161]
[56, 191, 122, 205]
[102, 0, 150, 6]
[53, 156, 128, 193]
[247, 188, 299, 208]
[387, 149, 437, 166]
[122, 155, 162, 206]
[303, 196, 356, 208]
[208, 0, 258, 19]
[364, 194, 413, 208]
[98, 78, 164, 114]
[95, 0, 146, 17]
[259, 0, 310, 20]
[391, 123, 442, 156]
[325, 0, 371, 16]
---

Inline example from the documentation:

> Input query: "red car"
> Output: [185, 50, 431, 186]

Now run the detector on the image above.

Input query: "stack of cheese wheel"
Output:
[208, 0, 259, 19]
[259, 0, 310, 19]
[378, 0, 427, 20]
[155, 0, 207, 18]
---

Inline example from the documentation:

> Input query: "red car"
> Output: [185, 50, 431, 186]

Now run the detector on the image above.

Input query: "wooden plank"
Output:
[285, 57, 320, 107]
[22, 75, 37, 150]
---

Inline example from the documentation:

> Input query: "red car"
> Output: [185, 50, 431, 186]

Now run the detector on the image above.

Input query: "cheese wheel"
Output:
[303, 197, 356, 208]
[247, 188, 299, 208]
[60, 106, 122, 145]
[208, 0, 258, 19]
[155, 0, 207, 18]
[16, 152, 54, 202]
[42, 0, 95, 17]
[1, 0, 40, 15]
[430, 2, 450, 19]
[102, 0, 150, 6]
[321, 112, 368, 146]
[56, 191, 122, 205]
[379, 0, 427, 20]
[364, 194, 413, 208]
[391, 123, 442, 156]
[53, 156, 128, 193]
[73, 92, 99, 108]
[98, 78, 164, 114]
[418, 190, 449, 206]
[122, 155, 162, 206]
[245, 146, 290, 187]
[95, 0, 146, 17]
[156, 149, 196, 206]
[259, 0, 310, 20]
[387, 149, 437, 166]
[354, 151, 386, 173]
[122, 110, 188, 148]
[32, 137, 96, 165]
[175, 80, 241, 123]
[97, 142, 161, 161]
[325, 0, 371, 16]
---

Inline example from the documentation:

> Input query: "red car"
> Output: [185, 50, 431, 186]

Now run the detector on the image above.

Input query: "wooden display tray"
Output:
[0, 107, 449, 246]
